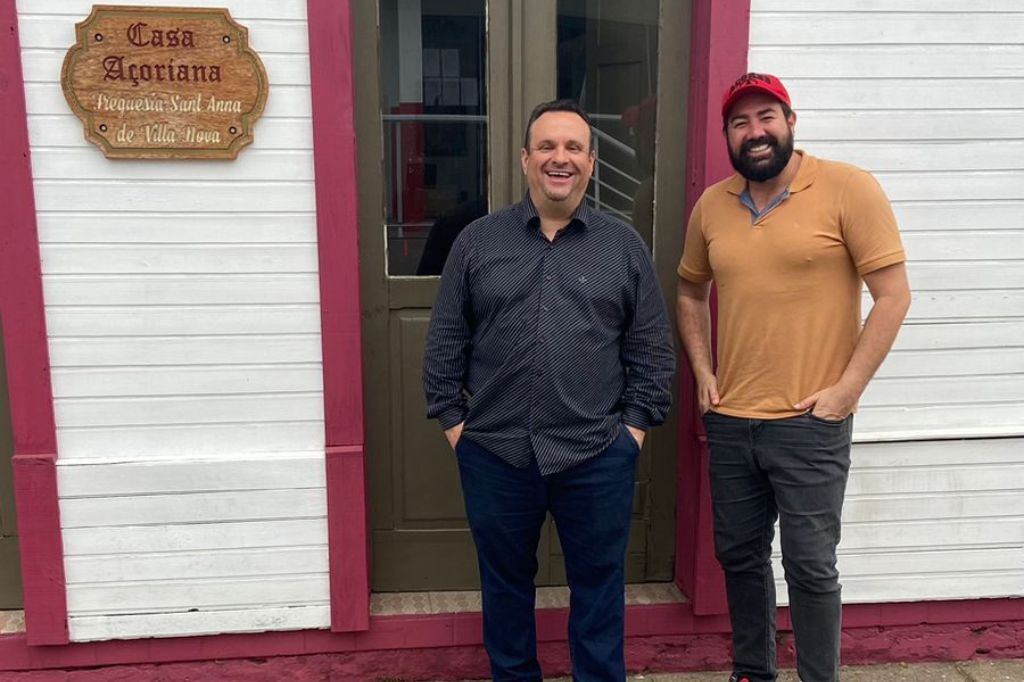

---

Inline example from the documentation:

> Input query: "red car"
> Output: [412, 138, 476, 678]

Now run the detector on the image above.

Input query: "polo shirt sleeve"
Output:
[840, 169, 907, 276]
[678, 196, 713, 282]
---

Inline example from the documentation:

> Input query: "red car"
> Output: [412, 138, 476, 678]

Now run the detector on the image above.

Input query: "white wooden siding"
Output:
[17, 0, 330, 640]
[749, 1, 1024, 603]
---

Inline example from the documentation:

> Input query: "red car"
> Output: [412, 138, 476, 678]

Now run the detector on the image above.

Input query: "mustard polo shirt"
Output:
[678, 152, 906, 419]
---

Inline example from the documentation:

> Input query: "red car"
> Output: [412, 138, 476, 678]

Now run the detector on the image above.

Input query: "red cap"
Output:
[721, 72, 791, 120]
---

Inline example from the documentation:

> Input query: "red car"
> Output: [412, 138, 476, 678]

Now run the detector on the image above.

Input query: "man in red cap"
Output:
[675, 73, 912, 681]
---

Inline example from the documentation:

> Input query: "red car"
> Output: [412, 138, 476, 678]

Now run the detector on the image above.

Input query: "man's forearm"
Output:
[675, 284, 715, 381]
[836, 293, 911, 396]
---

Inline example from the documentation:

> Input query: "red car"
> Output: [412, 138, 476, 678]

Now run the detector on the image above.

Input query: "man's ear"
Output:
[520, 147, 529, 174]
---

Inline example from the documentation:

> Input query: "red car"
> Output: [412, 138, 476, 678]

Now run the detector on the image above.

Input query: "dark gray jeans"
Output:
[702, 411, 853, 682]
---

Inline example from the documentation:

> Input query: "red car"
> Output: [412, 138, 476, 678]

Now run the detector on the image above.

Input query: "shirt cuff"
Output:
[437, 407, 467, 430]
[621, 406, 652, 432]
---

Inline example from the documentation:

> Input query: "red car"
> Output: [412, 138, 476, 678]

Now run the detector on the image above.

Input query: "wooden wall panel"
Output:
[16, 0, 332, 641]
[749, 0, 1024, 605]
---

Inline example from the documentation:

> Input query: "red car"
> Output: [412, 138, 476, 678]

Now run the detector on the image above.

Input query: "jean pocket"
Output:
[807, 412, 847, 426]
[621, 426, 642, 453]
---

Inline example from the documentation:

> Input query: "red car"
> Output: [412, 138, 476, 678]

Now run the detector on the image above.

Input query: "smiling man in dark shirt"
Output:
[423, 99, 675, 681]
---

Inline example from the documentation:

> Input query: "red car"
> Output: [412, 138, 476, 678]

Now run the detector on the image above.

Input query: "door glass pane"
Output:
[557, 0, 659, 237]
[379, 0, 488, 276]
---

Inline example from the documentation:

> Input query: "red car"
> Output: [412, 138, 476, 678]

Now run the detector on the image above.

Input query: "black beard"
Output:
[728, 130, 794, 182]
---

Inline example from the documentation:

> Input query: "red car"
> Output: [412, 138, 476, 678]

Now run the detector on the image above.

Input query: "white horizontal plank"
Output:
[67, 574, 329, 614]
[30, 148, 315, 182]
[24, 82, 312, 118]
[850, 438, 1024, 468]
[805, 140, 1024, 172]
[32, 180, 316, 213]
[57, 453, 325, 496]
[41, 244, 320, 275]
[750, 13, 1024, 45]
[61, 487, 327, 527]
[877, 348, 1024, 378]
[63, 518, 329, 555]
[17, 15, 311, 54]
[878, 172, 1024, 202]
[834, 548, 1024, 577]
[843, 491, 1024, 523]
[29, 114, 313, 150]
[68, 605, 329, 642]
[836, 573, 1024, 604]
[49, 334, 322, 367]
[54, 393, 325, 428]
[901, 232, 1024, 261]
[884, 289, 1024, 322]
[893, 201, 1024, 232]
[65, 547, 328, 584]
[36, 212, 318, 244]
[855, 404, 1024, 440]
[894, 321, 1024, 350]
[56, 421, 324, 459]
[21, 50, 311, 87]
[42, 274, 321, 305]
[862, 375, 1024, 407]
[787, 79, 1024, 111]
[751, 44, 1024, 78]
[907, 262, 1024, 291]
[52, 364, 323, 399]
[773, 573, 1024, 606]
[19, 0, 308, 21]
[752, 0, 1024, 11]
[46, 305, 322, 338]
[846, 463, 1024, 496]
[835, 517, 1023, 551]
[795, 110, 1024, 143]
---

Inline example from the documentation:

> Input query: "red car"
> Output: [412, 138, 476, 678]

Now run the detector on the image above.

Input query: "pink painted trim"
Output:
[326, 446, 370, 632]
[675, 0, 752, 616]
[305, 0, 370, 631]
[0, 598, 1020, 672]
[0, 0, 68, 645]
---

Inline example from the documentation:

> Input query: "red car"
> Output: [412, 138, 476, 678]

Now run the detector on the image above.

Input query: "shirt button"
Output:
[538, 335, 545, 343]
[544, 275, 552, 282]
[541, 305, 549, 312]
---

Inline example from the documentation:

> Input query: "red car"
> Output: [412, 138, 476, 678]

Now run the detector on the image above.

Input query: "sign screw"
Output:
[229, 126, 238, 135]
[98, 124, 107, 132]
[94, 33, 103, 42]
[223, 35, 231, 44]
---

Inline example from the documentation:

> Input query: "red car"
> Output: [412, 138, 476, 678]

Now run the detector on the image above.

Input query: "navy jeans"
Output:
[455, 429, 640, 681]
[702, 411, 853, 682]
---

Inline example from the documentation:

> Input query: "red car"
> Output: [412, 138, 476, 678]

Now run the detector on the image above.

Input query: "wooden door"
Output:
[354, 0, 688, 591]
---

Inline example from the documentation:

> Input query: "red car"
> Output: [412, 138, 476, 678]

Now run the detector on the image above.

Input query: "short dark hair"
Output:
[523, 99, 596, 152]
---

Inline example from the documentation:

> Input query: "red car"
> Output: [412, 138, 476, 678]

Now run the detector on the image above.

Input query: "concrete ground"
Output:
[462, 660, 1024, 681]
[615, 660, 1024, 680]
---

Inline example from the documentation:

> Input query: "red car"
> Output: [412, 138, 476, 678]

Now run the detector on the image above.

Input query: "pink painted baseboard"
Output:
[0, 599, 1020, 673]
[326, 446, 370, 632]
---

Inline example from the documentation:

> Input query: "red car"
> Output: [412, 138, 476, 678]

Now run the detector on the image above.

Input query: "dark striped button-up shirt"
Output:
[423, 196, 676, 475]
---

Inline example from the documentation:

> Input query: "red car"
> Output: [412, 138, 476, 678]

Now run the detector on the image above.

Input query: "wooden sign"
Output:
[61, 6, 269, 159]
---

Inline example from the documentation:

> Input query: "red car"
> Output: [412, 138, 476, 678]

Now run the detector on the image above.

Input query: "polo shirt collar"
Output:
[725, 150, 817, 196]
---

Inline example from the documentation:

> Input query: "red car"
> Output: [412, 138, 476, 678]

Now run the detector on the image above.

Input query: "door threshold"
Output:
[0, 610, 24, 634]
[370, 581, 686, 617]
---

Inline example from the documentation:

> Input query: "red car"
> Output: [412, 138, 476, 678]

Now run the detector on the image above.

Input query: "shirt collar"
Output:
[518, 193, 593, 232]
[725, 150, 818, 196]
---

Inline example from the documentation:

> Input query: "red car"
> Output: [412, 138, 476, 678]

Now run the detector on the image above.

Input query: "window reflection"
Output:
[558, 0, 659, 237]
[380, 0, 488, 276]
